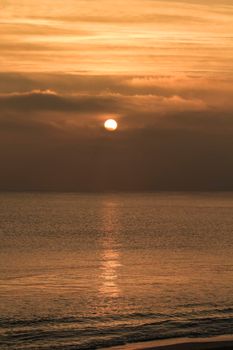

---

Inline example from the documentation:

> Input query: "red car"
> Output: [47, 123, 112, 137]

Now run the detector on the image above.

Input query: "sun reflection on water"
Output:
[99, 198, 122, 297]
[99, 247, 121, 297]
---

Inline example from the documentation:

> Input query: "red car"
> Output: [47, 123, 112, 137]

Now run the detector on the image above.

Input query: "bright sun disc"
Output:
[104, 119, 118, 131]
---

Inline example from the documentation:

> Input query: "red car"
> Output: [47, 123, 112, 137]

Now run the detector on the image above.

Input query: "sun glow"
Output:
[104, 119, 118, 131]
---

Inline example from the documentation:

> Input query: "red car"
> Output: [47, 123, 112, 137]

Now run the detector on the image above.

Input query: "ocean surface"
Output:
[0, 192, 233, 349]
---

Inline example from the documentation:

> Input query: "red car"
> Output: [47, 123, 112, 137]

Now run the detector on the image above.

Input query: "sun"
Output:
[104, 119, 118, 131]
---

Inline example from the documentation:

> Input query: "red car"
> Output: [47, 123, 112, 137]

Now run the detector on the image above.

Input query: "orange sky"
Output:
[0, 0, 233, 190]
[1, 0, 233, 76]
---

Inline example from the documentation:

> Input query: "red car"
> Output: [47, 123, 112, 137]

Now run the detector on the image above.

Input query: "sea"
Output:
[0, 192, 233, 349]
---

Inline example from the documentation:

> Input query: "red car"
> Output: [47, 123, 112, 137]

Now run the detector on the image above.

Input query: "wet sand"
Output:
[105, 336, 233, 350]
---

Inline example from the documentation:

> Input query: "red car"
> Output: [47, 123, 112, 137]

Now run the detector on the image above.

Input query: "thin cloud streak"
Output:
[1, 0, 232, 75]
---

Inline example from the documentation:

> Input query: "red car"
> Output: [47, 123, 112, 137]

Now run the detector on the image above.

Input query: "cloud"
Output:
[0, 88, 208, 135]
[0, 90, 116, 113]
[0, 119, 232, 191]
[0, 72, 232, 191]
[0, 72, 232, 132]
[1, 0, 233, 75]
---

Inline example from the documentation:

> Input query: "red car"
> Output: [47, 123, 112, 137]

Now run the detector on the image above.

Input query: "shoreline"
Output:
[104, 335, 233, 350]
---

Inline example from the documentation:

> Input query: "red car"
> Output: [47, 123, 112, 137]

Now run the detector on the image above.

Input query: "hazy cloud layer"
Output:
[0, 73, 232, 191]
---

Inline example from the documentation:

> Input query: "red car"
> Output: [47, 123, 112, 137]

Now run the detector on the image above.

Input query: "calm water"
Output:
[0, 192, 233, 349]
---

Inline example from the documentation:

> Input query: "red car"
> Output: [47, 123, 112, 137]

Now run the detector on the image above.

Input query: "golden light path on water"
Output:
[99, 198, 121, 297]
